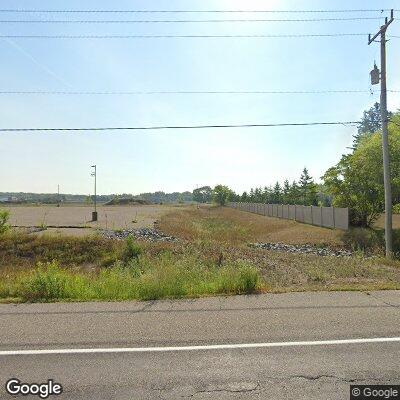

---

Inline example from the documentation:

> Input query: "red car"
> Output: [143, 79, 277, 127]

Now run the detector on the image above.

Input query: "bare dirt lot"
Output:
[4, 204, 184, 235]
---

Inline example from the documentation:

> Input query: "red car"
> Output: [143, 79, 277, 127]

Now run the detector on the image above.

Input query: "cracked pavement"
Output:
[0, 291, 399, 399]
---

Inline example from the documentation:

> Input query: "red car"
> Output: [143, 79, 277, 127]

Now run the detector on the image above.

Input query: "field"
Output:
[0, 205, 399, 302]
[5, 204, 180, 235]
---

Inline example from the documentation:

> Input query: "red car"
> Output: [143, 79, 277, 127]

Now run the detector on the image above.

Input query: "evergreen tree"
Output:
[288, 181, 300, 204]
[299, 168, 318, 205]
[271, 182, 282, 204]
[263, 186, 271, 203]
[282, 180, 291, 204]
[254, 187, 262, 203]
[249, 188, 255, 202]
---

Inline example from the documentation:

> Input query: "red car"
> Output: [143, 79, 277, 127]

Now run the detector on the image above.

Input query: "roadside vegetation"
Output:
[1, 205, 400, 303]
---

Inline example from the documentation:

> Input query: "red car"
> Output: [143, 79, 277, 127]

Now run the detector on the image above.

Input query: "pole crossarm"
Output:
[368, 9, 394, 44]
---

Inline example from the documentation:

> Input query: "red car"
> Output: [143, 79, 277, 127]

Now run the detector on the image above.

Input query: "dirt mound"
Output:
[104, 198, 150, 206]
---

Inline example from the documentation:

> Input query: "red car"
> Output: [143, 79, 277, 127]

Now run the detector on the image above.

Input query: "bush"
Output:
[342, 228, 384, 253]
[0, 209, 10, 234]
[121, 236, 142, 263]
[19, 262, 90, 301]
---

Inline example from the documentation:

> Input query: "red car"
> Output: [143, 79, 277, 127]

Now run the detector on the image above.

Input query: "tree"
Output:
[250, 188, 256, 202]
[193, 186, 212, 203]
[288, 180, 300, 205]
[299, 168, 318, 205]
[212, 185, 234, 206]
[262, 186, 271, 203]
[282, 180, 291, 204]
[241, 191, 249, 202]
[254, 187, 263, 203]
[271, 182, 282, 204]
[323, 116, 400, 226]
[353, 102, 393, 149]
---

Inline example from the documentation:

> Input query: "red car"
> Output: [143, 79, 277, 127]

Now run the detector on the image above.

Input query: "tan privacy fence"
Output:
[227, 202, 349, 230]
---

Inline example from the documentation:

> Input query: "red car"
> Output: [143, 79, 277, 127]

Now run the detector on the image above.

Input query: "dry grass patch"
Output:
[158, 206, 343, 246]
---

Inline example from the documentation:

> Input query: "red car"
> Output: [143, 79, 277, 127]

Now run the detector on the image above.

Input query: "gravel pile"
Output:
[250, 242, 353, 257]
[101, 227, 177, 242]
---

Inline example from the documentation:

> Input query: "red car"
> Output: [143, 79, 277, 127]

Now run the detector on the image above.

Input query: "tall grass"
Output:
[10, 255, 260, 302]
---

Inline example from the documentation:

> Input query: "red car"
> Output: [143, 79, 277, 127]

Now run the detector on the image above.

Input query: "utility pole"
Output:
[91, 165, 97, 221]
[368, 9, 394, 258]
[57, 184, 60, 207]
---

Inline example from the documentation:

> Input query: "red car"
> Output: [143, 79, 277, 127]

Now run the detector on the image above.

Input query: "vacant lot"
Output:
[5, 204, 182, 234]
[158, 206, 344, 246]
[1, 205, 399, 302]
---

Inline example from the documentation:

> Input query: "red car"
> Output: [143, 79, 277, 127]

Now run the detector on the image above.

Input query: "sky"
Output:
[0, 0, 400, 195]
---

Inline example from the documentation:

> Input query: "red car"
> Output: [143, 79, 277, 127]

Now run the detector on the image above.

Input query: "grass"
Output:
[2, 255, 260, 302]
[158, 206, 343, 246]
[1, 205, 400, 303]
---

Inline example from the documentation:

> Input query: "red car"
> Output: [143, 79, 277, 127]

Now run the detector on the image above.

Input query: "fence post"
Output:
[295, 205, 297, 221]
[311, 205, 314, 225]
[332, 206, 336, 229]
[320, 206, 323, 227]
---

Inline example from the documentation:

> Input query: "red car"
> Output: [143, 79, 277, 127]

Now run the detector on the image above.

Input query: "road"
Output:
[0, 291, 399, 399]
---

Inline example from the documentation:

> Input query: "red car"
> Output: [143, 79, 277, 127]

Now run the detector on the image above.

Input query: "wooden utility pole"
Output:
[368, 9, 394, 258]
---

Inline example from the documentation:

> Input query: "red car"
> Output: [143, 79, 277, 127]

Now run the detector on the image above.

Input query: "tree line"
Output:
[233, 168, 319, 206]
[205, 103, 400, 227]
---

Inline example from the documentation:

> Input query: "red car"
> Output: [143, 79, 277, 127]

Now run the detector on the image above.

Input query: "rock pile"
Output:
[101, 227, 177, 243]
[250, 242, 353, 257]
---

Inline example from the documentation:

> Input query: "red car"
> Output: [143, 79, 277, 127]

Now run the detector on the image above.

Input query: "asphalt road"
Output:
[0, 291, 399, 399]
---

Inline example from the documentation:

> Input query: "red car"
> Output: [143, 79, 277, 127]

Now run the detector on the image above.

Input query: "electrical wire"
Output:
[0, 9, 395, 13]
[0, 33, 371, 39]
[0, 121, 360, 132]
[0, 17, 386, 23]
[0, 90, 391, 95]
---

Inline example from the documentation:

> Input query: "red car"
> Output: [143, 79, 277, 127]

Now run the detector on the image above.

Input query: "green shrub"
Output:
[393, 204, 400, 214]
[0, 209, 10, 234]
[18, 261, 93, 301]
[342, 228, 383, 253]
[121, 236, 142, 263]
[342, 228, 400, 256]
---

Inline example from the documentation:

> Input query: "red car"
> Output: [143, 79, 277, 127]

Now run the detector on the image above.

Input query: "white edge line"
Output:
[1, 337, 400, 356]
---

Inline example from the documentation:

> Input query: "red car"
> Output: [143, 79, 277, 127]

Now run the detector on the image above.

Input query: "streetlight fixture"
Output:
[91, 165, 97, 221]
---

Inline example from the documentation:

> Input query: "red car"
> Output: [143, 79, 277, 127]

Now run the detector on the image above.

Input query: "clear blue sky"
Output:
[0, 0, 399, 195]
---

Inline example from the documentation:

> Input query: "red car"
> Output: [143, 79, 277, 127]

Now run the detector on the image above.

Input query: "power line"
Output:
[0, 89, 392, 95]
[0, 17, 385, 23]
[0, 33, 371, 39]
[0, 121, 360, 132]
[0, 9, 395, 13]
